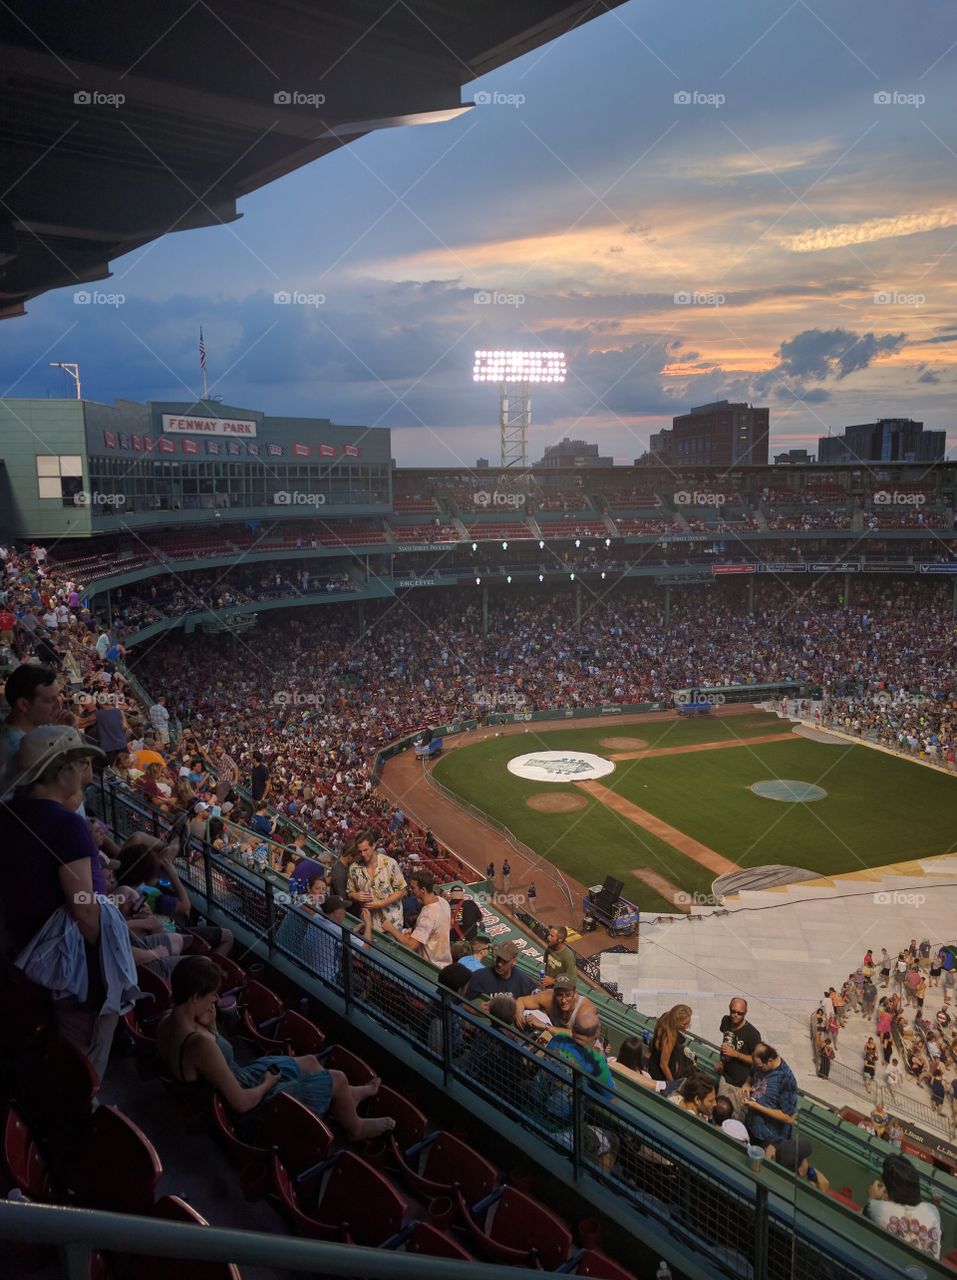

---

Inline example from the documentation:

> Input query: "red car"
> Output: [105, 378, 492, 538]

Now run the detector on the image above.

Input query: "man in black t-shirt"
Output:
[466, 940, 536, 1002]
[717, 997, 761, 1121]
[249, 751, 270, 804]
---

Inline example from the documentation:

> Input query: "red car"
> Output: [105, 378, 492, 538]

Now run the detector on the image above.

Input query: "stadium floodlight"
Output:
[538, 574, 544, 582]
[539, 539, 544, 549]
[575, 539, 581, 548]
[569, 573, 575, 581]
[506, 575, 512, 583]
[472, 349, 567, 469]
[475, 577, 481, 585]
[502, 541, 508, 550]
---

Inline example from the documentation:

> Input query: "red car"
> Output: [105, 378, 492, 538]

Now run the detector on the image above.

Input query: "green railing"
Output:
[0, 1201, 544, 1280]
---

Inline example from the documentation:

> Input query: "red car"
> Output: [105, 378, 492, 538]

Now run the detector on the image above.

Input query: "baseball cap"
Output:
[720, 1119, 750, 1143]
[553, 975, 577, 992]
[773, 1137, 812, 1171]
[15, 725, 104, 787]
[194, 801, 210, 813]
[448, 883, 465, 894]
[493, 941, 520, 963]
[178, 766, 191, 778]
[321, 895, 351, 915]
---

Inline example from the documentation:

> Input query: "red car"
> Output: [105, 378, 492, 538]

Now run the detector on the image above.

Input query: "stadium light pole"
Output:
[472, 350, 566, 469]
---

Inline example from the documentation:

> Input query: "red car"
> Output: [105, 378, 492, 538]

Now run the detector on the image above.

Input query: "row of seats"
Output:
[1, 941, 641, 1279]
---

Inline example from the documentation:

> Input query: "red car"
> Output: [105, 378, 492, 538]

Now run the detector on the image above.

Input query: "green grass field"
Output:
[432, 713, 957, 914]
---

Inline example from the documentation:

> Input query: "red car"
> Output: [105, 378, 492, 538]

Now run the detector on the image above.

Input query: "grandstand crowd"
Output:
[0, 536, 953, 1266]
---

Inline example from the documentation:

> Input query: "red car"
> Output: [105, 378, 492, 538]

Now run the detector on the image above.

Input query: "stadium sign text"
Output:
[161, 414, 258, 437]
[809, 562, 859, 573]
[919, 563, 957, 573]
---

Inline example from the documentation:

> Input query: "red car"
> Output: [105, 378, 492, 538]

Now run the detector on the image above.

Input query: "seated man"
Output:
[529, 1009, 617, 1172]
[466, 941, 536, 1002]
[514, 975, 597, 1037]
[772, 1137, 830, 1192]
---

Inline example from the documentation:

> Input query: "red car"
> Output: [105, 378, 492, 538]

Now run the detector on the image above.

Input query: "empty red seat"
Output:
[400, 1221, 475, 1260]
[273, 1149, 407, 1245]
[241, 980, 285, 1047]
[570, 1248, 639, 1279]
[275, 1009, 326, 1057]
[2, 1105, 51, 1201]
[106, 1196, 242, 1280]
[393, 1130, 498, 1205]
[62, 1105, 162, 1214]
[456, 1185, 572, 1270]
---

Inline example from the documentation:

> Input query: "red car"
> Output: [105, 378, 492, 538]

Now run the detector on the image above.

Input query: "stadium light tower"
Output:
[473, 349, 566, 469]
[49, 362, 81, 399]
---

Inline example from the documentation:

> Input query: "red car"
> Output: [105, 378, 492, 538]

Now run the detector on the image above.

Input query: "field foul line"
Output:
[574, 780, 741, 876]
[608, 731, 798, 761]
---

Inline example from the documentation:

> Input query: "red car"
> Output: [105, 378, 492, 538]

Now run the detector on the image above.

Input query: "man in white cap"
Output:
[0, 725, 125, 1080]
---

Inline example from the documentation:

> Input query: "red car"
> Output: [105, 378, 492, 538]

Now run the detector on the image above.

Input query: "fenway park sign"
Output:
[161, 414, 257, 437]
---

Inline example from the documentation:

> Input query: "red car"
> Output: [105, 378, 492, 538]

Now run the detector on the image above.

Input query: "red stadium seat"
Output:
[210, 954, 247, 995]
[455, 1185, 572, 1271]
[272, 1149, 407, 1245]
[2, 1105, 51, 1201]
[365, 1085, 428, 1149]
[321, 1044, 375, 1085]
[258, 1092, 334, 1177]
[400, 1221, 475, 1260]
[134, 965, 173, 1022]
[392, 1130, 498, 1205]
[107, 1196, 243, 1280]
[568, 1248, 639, 1279]
[61, 1105, 162, 1214]
[240, 979, 285, 1047]
[121, 1009, 160, 1079]
[210, 1095, 272, 1201]
[15, 1035, 100, 1143]
[275, 1008, 327, 1056]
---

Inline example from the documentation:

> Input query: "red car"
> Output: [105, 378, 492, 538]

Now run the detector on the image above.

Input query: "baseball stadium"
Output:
[2, 5, 957, 1280]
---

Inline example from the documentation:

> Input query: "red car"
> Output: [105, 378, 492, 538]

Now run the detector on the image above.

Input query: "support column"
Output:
[664, 584, 671, 629]
[481, 586, 488, 637]
[747, 575, 754, 617]
[575, 581, 582, 633]
[843, 573, 851, 608]
[357, 600, 365, 640]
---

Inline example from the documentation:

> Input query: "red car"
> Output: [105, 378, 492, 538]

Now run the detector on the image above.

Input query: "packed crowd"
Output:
[815, 942, 957, 1118]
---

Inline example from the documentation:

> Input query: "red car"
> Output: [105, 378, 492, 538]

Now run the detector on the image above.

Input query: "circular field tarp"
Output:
[750, 780, 827, 803]
[507, 750, 615, 783]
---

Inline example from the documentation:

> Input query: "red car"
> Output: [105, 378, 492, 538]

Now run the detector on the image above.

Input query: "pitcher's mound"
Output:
[600, 736, 649, 750]
[527, 792, 588, 813]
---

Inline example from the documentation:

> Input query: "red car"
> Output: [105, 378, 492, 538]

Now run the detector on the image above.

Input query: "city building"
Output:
[818, 419, 946, 464]
[533, 436, 613, 468]
[476, 457, 490, 469]
[654, 401, 769, 467]
[774, 448, 813, 465]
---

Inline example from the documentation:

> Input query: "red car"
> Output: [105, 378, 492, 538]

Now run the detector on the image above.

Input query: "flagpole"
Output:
[199, 327, 209, 400]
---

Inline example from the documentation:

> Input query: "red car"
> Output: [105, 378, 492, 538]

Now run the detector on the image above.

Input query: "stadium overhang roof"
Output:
[0, 1, 622, 320]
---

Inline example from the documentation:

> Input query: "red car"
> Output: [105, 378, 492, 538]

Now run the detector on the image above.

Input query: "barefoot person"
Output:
[157, 955, 394, 1141]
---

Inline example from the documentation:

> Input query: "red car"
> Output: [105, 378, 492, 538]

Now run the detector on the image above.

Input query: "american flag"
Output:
[199, 327, 207, 372]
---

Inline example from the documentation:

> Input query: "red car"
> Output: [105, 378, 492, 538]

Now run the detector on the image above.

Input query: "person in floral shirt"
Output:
[865, 1154, 941, 1260]
[346, 830, 406, 932]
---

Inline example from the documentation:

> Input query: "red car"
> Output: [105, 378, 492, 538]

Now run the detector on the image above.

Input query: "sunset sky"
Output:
[5, 0, 957, 467]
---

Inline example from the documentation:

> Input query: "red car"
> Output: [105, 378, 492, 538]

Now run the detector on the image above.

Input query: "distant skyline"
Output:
[3, 0, 956, 468]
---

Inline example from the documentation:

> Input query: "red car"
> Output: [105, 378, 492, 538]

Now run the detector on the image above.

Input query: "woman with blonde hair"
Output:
[647, 1004, 693, 1088]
